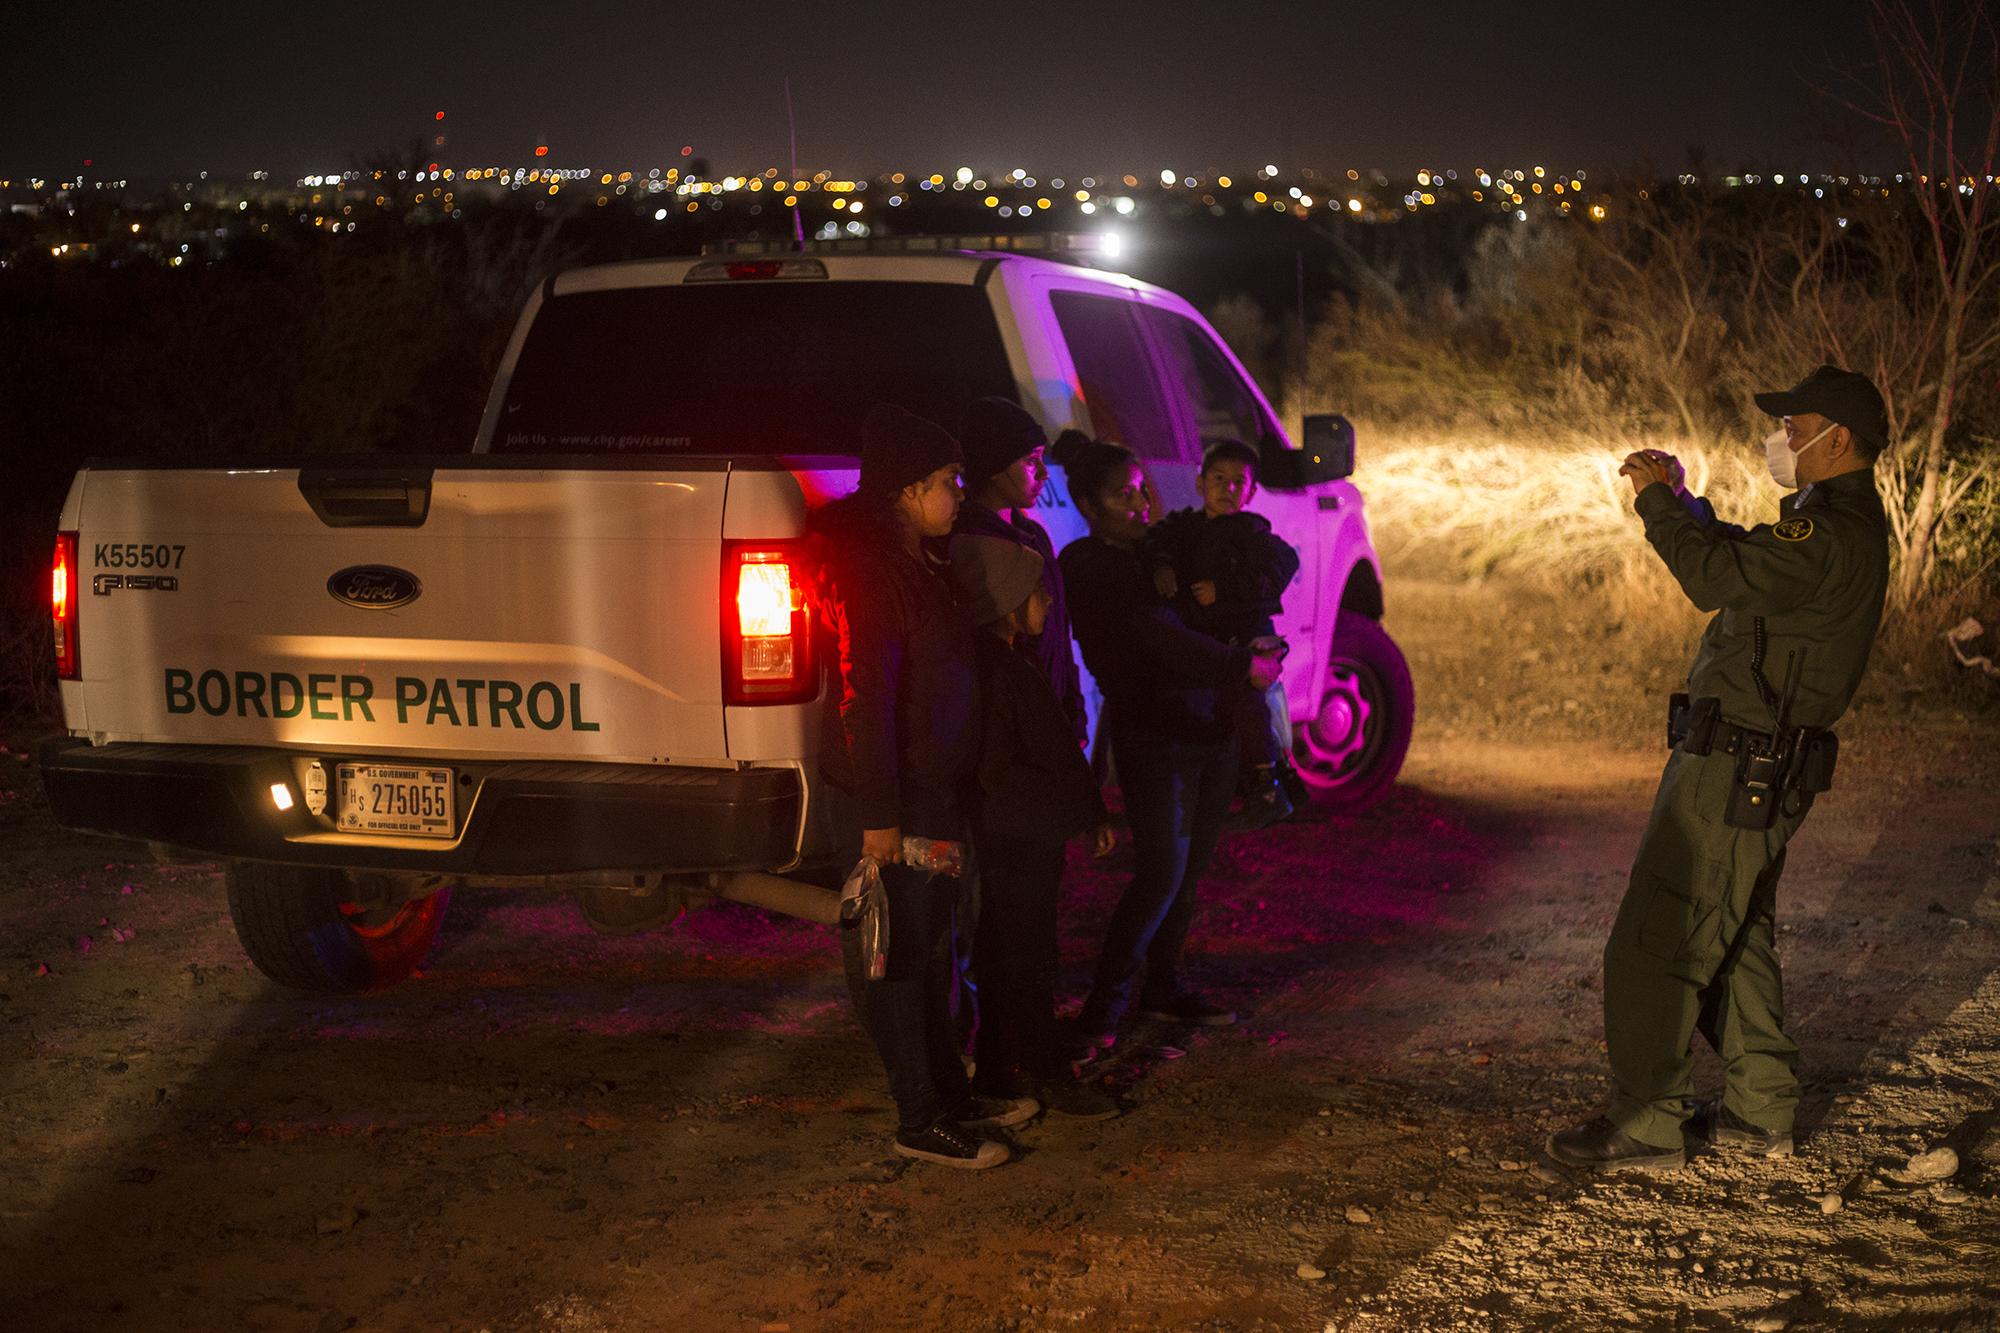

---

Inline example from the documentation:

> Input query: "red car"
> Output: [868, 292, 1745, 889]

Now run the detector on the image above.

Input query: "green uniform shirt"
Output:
[1635, 470, 1890, 731]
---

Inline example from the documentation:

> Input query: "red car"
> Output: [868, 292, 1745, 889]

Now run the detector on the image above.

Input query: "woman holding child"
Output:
[1051, 432, 1285, 1059]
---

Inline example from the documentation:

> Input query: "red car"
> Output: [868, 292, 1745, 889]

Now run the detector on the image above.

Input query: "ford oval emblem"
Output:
[327, 565, 422, 610]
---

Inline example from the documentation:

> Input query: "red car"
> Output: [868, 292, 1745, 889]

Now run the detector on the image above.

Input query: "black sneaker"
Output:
[1229, 781, 1295, 831]
[1276, 759, 1312, 808]
[948, 1093, 1040, 1131]
[893, 1117, 1010, 1169]
[1544, 1116, 1685, 1173]
[1136, 992, 1237, 1027]
[1695, 1099, 1794, 1157]
[1037, 1077, 1121, 1121]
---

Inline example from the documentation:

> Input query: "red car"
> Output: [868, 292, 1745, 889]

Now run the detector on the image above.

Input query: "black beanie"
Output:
[858, 403, 962, 497]
[958, 397, 1048, 484]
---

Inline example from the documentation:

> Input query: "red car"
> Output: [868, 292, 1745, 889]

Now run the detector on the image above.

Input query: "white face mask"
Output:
[1764, 422, 1836, 489]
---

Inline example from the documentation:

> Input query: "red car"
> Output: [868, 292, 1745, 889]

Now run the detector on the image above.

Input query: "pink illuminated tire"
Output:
[1293, 610, 1414, 813]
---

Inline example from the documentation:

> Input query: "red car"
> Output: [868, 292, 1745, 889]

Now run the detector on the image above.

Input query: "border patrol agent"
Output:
[1549, 365, 1891, 1172]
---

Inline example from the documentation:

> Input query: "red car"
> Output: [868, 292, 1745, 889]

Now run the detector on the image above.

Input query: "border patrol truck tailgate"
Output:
[58, 460, 728, 762]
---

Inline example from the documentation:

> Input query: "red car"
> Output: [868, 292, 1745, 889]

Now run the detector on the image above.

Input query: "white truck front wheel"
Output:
[1293, 610, 1415, 813]
[225, 862, 451, 993]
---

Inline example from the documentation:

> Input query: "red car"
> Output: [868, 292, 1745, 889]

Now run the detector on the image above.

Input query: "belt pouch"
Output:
[1723, 742, 1783, 829]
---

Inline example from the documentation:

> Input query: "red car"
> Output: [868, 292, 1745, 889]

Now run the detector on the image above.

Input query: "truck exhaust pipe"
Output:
[706, 872, 841, 926]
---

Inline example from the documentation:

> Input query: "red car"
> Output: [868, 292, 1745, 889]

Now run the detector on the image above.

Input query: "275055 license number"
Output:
[336, 764, 454, 838]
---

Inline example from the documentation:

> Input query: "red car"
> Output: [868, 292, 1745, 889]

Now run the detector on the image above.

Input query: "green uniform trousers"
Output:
[1604, 747, 1810, 1150]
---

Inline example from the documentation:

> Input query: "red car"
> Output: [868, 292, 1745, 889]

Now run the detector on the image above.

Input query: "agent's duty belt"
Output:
[1665, 693, 1774, 755]
[1678, 714, 1766, 757]
[1665, 693, 1839, 829]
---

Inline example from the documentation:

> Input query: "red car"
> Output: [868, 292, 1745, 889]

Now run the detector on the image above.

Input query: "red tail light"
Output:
[722, 541, 815, 705]
[53, 531, 79, 680]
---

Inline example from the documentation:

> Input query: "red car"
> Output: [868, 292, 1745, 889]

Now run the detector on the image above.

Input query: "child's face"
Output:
[1017, 583, 1054, 638]
[1200, 458, 1256, 516]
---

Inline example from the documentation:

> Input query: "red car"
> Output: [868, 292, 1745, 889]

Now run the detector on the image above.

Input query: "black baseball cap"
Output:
[1753, 364, 1889, 451]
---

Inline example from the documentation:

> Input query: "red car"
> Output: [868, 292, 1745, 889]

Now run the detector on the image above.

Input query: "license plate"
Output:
[336, 764, 455, 838]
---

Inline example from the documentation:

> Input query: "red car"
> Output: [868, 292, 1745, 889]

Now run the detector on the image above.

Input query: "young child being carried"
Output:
[949, 534, 1122, 1120]
[1145, 440, 1302, 827]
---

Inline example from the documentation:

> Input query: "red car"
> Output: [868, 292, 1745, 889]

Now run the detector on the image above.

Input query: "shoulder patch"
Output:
[1773, 517, 1814, 542]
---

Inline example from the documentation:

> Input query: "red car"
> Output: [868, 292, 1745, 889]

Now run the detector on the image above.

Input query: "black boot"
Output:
[1545, 1116, 1685, 1173]
[1694, 1099, 1794, 1157]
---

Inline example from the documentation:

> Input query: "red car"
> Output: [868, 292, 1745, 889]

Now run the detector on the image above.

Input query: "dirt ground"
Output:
[3, 572, 1998, 1333]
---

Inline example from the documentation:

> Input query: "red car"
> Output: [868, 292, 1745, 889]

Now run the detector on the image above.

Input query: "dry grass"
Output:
[1356, 424, 1774, 586]
[1353, 424, 2000, 703]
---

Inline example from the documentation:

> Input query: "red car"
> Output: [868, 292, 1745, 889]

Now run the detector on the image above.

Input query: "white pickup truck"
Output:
[39, 239, 1413, 993]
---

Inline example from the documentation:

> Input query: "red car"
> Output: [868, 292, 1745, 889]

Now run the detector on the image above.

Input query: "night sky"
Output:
[10, 1, 1883, 178]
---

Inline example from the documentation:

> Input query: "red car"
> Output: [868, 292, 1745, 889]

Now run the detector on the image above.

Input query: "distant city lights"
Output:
[3, 149, 1973, 275]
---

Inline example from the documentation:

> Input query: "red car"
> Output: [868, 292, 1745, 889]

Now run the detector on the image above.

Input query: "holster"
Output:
[1786, 729, 1838, 796]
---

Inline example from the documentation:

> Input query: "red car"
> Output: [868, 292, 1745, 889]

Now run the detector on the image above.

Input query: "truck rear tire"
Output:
[225, 862, 451, 993]
[1293, 609, 1414, 813]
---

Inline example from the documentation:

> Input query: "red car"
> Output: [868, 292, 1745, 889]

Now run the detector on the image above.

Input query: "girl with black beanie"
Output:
[810, 403, 1035, 1168]
[1051, 432, 1284, 1057]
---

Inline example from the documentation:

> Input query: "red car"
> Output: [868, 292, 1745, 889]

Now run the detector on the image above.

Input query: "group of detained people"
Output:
[809, 397, 1300, 1169]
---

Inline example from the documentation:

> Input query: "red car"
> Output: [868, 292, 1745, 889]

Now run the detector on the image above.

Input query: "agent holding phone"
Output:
[1548, 366, 1891, 1173]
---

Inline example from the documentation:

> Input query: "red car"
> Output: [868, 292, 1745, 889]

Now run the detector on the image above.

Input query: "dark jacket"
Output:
[810, 497, 980, 839]
[953, 499, 1087, 744]
[1639, 470, 1889, 732]
[966, 631, 1109, 844]
[1059, 535, 1251, 743]
[1144, 507, 1301, 642]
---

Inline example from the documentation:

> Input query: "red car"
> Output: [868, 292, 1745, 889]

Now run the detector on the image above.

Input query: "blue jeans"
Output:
[1080, 725, 1238, 1031]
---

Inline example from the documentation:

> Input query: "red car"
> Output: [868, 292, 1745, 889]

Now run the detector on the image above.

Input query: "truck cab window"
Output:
[494, 282, 1014, 456]
[1136, 307, 1282, 455]
[1048, 291, 1183, 462]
